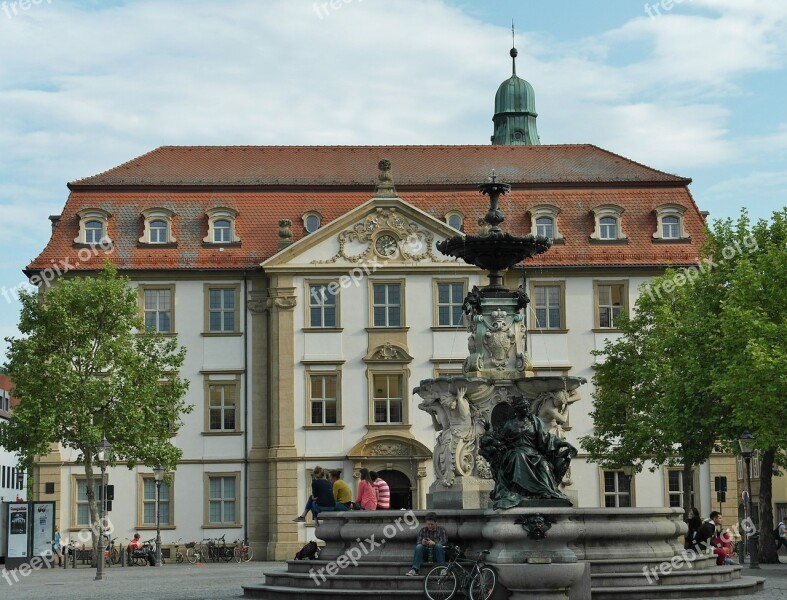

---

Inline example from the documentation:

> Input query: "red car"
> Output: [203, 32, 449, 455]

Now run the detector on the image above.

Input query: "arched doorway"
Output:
[378, 469, 412, 510]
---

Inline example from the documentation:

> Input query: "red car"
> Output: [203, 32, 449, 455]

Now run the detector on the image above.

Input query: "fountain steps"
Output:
[244, 559, 764, 599]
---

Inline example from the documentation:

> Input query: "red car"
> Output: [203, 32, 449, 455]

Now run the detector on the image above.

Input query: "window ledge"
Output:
[592, 328, 624, 334]
[202, 524, 242, 529]
[652, 237, 692, 244]
[202, 241, 242, 248]
[530, 328, 569, 334]
[549, 238, 566, 245]
[365, 424, 411, 430]
[303, 425, 345, 430]
[365, 327, 410, 332]
[201, 332, 243, 337]
[430, 326, 466, 331]
[588, 238, 629, 245]
[202, 431, 244, 436]
[72, 242, 113, 250]
[303, 327, 344, 333]
[137, 242, 178, 249]
[137, 525, 177, 531]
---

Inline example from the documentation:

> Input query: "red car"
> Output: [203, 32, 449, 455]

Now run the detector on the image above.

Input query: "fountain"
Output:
[244, 175, 765, 600]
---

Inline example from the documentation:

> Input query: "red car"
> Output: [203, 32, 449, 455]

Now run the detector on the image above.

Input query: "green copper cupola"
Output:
[491, 47, 540, 145]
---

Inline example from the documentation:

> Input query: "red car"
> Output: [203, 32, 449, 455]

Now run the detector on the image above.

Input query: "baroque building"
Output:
[25, 49, 725, 560]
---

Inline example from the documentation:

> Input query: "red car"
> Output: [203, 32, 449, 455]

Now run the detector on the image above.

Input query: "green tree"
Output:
[711, 209, 787, 563]
[0, 264, 190, 551]
[580, 264, 725, 511]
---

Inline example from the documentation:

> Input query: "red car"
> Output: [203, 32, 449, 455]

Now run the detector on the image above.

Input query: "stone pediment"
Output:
[347, 434, 432, 461]
[262, 197, 463, 272]
[363, 342, 413, 364]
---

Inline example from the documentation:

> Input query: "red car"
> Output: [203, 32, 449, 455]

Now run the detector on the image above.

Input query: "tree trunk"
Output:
[83, 454, 100, 567]
[758, 448, 778, 563]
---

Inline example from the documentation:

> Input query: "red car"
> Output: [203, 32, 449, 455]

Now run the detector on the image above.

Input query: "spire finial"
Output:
[510, 20, 518, 76]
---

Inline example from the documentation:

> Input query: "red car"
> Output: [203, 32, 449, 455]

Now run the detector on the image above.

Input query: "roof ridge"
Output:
[71, 146, 167, 185]
[585, 144, 690, 183]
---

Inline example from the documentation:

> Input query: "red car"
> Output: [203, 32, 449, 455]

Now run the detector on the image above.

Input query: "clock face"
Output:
[375, 234, 398, 257]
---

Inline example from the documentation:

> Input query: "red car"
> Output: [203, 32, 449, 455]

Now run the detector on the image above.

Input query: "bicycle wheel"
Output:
[176, 550, 184, 564]
[469, 566, 496, 600]
[222, 547, 233, 562]
[424, 565, 458, 600]
[110, 547, 120, 565]
[186, 547, 197, 564]
[242, 546, 253, 562]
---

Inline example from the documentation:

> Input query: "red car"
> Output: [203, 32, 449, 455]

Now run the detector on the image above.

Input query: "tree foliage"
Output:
[0, 264, 191, 547]
[581, 207, 787, 564]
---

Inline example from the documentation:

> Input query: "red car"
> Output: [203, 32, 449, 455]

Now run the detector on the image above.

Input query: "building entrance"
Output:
[378, 470, 412, 510]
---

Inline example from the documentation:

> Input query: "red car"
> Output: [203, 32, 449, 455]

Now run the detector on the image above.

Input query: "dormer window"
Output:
[528, 205, 563, 242]
[204, 207, 240, 245]
[74, 208, 111, 246]
[652, 204, 689, 242]
[445, 212, 464, 231]
[139, 208, 176, 245]
[536, 217, 554, 239]
[86, 220, 104, 243]
[599, 217, 618, 240]
[303, 212, 322, 234]
[590, 205, 627, 242]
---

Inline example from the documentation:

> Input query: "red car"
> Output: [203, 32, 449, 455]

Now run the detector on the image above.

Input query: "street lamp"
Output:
[153, 464, 164, 568]
[15, 469, 25, 492]
[738, 429, 759, 569]
[95, 437, 111, 581]
[620, 462, 635, 507]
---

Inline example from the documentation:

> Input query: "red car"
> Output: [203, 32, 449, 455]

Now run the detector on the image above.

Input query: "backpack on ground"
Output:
[294, 540, 320, 560]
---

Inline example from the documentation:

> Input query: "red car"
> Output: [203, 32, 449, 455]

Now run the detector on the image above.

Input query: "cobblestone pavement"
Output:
[0, 561, 286, 600]
[3, 559, 787, 599]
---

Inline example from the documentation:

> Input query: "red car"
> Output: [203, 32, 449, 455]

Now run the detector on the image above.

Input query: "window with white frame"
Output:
[595, 281, 628, 329]
[603, 471, 631, 507]
[373, 373, 403, 424]
[74, 208, 112, 246]
[445, 212, 464, 231]
[372, 282, 402, 328]
[532, 283, 564, 329]
[528, 205, 563, 241]
[308, 372, 339, 425]
[308, 283, 338, 328]
[139, 208, 176, 245]
[207, 475, 237, 525]
[652, 204, 689, 241]
[667, 469, 696, 509]
[141, 286, 174, 333]
[208, 382, 237, 431]
[203, 207, 240, 245]
[303, 212, 322, 234]
[207, 287, 238, 333]
[142, 477, 171, 526]
[590, 205, 627, 241]
[436, 281, 465, 327]
[75, 478, 102, 526]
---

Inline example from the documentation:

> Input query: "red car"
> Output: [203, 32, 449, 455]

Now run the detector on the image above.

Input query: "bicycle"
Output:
[233, 537, 253, 563]
[104, 536, 119, 565]
[184, 541, 201, 564]
[172, 538, 184, 564]
[424, 547, 496, 600]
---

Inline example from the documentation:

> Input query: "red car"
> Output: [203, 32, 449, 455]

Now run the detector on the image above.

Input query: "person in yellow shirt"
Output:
[329, 470, 352, 510]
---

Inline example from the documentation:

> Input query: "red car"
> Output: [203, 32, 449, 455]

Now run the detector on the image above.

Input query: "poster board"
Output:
[7, 502, 28, 557]
[32, 502, 55, 558]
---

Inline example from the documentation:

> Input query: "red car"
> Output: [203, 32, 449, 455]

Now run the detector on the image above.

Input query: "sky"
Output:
[0, 0, 785, 362]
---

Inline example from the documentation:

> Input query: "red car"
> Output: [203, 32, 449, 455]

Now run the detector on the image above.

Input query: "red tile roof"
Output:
[69, 145, 690, 187]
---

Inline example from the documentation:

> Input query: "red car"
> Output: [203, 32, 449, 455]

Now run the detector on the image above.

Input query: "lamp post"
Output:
[621, 462, 635, 507]
[95, 437, 112, 581]
[15, 469, 25, 498]
[738, 429, 759, 569]
[153, 465, 164, 568]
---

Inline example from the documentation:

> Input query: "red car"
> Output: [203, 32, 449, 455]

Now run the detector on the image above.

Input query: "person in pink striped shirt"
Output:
[370, 471, 391, 510]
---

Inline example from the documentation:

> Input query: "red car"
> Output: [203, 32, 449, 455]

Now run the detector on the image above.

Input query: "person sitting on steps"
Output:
[406, 512, 447, 576]
[293, 465, 338, 523]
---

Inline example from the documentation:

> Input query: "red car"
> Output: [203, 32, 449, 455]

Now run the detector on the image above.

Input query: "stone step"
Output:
[243, 584, 428, 599]
[264, 570, 427, 591]
[591, 575, 765, 600]
[286, 559, 440, 576]
[591, 564, 741, 587]
[588, 554, 717, 573]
